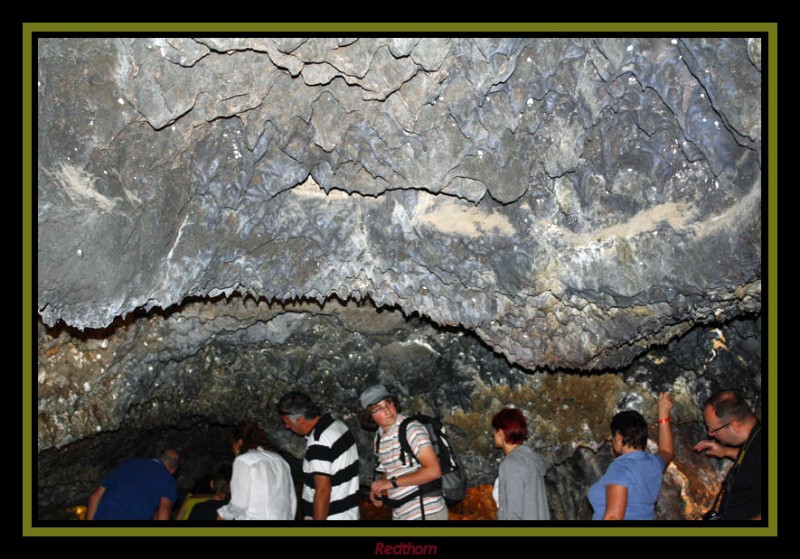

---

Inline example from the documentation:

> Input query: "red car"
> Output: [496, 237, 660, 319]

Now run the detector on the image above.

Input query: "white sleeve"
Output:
[217, 456, 250, 520]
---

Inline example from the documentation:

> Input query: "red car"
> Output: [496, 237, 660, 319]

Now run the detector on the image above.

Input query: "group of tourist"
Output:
[85, 387, 761, 521]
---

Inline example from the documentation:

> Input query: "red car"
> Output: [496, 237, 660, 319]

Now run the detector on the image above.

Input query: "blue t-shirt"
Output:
[587, 451, 665, 520]
[94, 458, 177, 520]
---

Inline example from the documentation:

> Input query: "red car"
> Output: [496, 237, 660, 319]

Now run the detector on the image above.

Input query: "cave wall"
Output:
[36, 37, 762, 520]
[37, 299, 760, 519]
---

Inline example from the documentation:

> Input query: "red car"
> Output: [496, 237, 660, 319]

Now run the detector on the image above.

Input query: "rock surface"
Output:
[36, 37, 762, 520]
[38, 37, 761, 371]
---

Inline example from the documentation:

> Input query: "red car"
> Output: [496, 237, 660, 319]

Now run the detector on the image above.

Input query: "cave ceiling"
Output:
[37, 37, 761, 370]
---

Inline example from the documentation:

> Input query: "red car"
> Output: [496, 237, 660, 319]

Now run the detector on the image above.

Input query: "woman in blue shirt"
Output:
[588, 392, 673, 520]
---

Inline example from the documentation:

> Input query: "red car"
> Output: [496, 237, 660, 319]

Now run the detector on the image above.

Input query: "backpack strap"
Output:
[398, 416, 417, 466]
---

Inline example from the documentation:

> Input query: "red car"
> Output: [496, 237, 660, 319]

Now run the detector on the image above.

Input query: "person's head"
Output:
[491, 408, 528, 449]
[277, 391, 322, 436]
[610, 410, 648, 454]
[359, 385, 398, 431]
[703, 390, 757, 445]
[230, 421, 270, 456]
[211, 464, 232, 500]
[160, 449, 180, 474]
[190, 473, 214, 495]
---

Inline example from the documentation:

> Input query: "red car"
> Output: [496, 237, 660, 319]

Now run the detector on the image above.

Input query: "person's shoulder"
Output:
[403, 416, 428, 432]
[642, 451, 665, 472]
[506, 445, 531, 460]
[616, 451, 661, 471]
[507, 445, 543, 466]
[237, 449, 269, 465]
[607, 454, 635, 473]
[322, 416, 353, 437]
[404, 418, 432, 439]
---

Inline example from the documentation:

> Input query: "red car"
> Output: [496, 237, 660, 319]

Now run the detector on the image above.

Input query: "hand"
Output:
[658, 392, 673, 419]
[368, 487, 385, 507]
[694, 439, 737, 459]
[371, 478, 391, 496]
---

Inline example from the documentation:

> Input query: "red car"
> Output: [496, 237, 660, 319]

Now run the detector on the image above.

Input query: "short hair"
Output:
[277, 391, 321, 420]
[231, 421, 270, 454]
[212, 464, 232, 500]
[610, 410, 648, 450]
[491, 408, 528, 444]
[704, 390, 754, 422]
[160, 449, 180, 470]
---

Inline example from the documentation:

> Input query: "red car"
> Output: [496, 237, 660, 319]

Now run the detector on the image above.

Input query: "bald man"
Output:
[87, 449, 180, 520]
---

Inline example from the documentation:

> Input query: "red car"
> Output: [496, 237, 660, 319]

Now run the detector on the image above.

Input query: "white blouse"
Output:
[217, 447, 297, 520]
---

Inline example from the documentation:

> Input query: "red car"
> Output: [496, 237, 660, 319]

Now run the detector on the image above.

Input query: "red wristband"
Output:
[658, 417, 670, 425]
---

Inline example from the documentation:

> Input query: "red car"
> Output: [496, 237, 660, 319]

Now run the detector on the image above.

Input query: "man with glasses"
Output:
[694, 390, 762, 520]
[360, 385, 448, 520]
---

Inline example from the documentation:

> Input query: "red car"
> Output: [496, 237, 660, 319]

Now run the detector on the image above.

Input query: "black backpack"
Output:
[379, 414, 468, 507]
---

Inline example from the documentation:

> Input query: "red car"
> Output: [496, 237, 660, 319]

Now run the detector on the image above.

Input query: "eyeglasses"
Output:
[369, 403, 391, 415]
[706, 420, 733, 435]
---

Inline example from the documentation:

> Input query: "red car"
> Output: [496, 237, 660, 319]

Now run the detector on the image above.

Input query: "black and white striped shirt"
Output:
[303, 414, 360, 520]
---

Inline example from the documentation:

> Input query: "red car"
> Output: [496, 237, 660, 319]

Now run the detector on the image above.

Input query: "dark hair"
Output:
[277, 391, 322, 419]
[212, 464, 232, 500]
[231, 421, 270, 454]
[190, 473, 214, 494]
[610, 410, 648, 450]
[704, 390, 754, 422]
[491, 408, 528, 444]
[359, 396, 399, 431]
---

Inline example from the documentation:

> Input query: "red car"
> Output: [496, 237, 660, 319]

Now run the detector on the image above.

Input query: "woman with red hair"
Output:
[491, 408, 550, 520]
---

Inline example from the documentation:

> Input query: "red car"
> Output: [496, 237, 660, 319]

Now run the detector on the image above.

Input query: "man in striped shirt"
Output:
[360, 385, 448, 520]
[278, 391, 360, 520]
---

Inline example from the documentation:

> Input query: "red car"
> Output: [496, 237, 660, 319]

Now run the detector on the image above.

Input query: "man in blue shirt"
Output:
[87, 449, 180, 520]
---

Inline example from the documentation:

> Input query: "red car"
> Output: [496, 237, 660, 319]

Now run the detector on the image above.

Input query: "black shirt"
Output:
[719, 423, 762, 520]
[187, 498, 228, 520]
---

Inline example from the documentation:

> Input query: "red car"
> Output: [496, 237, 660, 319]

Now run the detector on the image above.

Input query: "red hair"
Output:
[491, 408, 528, 444]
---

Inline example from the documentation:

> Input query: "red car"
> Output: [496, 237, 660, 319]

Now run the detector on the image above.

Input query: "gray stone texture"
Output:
[38, 37, 761, 373]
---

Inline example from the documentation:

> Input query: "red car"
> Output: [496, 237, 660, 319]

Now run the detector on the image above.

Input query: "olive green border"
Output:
[23, 22, 777, 538]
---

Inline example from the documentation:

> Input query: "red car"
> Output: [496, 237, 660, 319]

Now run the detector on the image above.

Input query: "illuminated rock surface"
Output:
[36, 37, 761, 520]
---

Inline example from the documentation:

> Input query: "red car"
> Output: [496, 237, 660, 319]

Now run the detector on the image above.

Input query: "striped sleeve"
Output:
[405, 420, 432, 457]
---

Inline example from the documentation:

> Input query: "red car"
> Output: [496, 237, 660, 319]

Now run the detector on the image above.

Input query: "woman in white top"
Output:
[217, 421, 297, 520]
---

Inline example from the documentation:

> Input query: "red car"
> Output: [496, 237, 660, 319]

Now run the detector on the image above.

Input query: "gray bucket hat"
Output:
[359, 384, 391, 410]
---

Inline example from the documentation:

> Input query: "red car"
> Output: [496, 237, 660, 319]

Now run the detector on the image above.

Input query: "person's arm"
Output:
[368, 476, 386, 507]
[86, 486, 105, 520]
[693, 440, 739, 460]
[657, 392, 674, 468]
[372, 445, 442, 495]
[602, 484, 628, 520]
[369, 435, 387, 506]
[217, 458, 250, 520]
[175, 496, 189, 520]
[155, 497, 172, 520]
[312, 474, 332, 520]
